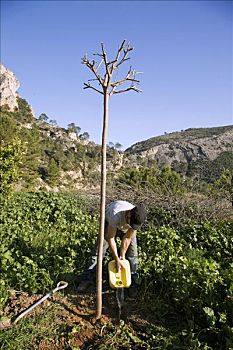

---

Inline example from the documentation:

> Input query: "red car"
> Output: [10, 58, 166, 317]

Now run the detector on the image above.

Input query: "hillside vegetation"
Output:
[0, 98, 104, 191]
[1, 98, 233, 193]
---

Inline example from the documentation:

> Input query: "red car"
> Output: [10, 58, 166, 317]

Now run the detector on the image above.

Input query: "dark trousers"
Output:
[81, 222, 139, 283]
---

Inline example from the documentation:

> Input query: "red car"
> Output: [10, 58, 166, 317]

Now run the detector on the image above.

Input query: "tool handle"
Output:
[13, 281, 68, 324]
[52, 281, 68, 293]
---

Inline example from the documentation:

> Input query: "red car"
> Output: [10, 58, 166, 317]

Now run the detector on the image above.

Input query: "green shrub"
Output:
[137, 221, 233, 349]
[0, 192, 98, 308]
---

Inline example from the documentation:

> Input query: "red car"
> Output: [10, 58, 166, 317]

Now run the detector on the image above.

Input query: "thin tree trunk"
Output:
[82, 41, 140, 320]
[96, 91, 109, 319]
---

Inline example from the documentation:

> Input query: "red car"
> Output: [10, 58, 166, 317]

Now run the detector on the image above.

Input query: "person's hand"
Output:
[116, 258, 125, 273]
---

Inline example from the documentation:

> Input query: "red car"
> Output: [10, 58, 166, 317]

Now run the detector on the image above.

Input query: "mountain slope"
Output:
[125, 126, 233, 165]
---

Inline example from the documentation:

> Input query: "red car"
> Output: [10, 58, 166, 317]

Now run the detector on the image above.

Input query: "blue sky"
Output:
[1, 0, 232, 149]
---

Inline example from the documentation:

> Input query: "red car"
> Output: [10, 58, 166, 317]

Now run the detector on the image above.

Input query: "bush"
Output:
[0, 139, 27, 196]
[0, 192, 98, 308]
[137, 220, 233, 349]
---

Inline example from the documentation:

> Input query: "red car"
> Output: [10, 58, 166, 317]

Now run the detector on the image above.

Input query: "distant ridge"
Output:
[126, 125, 233, 154]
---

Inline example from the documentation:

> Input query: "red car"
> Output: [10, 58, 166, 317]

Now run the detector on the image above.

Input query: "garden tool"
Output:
[108, 259, 131, 320]
[0, 281, 68, 330]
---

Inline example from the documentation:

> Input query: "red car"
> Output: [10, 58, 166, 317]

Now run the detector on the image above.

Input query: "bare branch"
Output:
[110, 77, 140, 90]
[82, 41, 141, 95]
[93, 54, 105, 69]
[110, 70, 140, 87]
[93, 53, 103, 58]
[83, 82, 104, 94]
[115, 45, 133, 69]
[88, 78, 100, 83]
[110, 65, 141, 91]
[118, 40, 127, 53]
[111, 85, 142, 95]
[108, 40, 126, 66]
[108, 41, 133, 74]
[101, 43, 111, 83]
[96, 58, 104, 70]
[82, 56, 104, 85]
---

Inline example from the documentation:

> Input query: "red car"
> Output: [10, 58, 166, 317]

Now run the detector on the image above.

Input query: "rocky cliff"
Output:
[0, 64, 20, 111]
[125, 126, 233, 167]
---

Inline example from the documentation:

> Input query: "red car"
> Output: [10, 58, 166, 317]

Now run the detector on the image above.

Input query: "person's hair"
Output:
[130, 203, 146, 229]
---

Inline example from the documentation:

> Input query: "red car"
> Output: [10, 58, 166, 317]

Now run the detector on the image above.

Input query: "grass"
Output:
[0, 307, 60, 350]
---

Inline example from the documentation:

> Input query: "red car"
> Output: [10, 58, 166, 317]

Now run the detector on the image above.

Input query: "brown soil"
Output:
[1, 287, 150, 349]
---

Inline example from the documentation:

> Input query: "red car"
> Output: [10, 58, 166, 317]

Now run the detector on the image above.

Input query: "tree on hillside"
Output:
[108, 142, 123, 151]
[108, 142, 115, 149]
[80, 132, 90, 141]
[49, 119, 58, 126]
[115, 142, 123, 151]
[82, 40, 141, 319]
[38, 113, 49, 122]
[67, 123, 81, 137]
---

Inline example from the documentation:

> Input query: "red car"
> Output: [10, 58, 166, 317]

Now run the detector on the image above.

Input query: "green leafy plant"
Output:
[0, 192, 98, 308]
[0, 138, 27, 196]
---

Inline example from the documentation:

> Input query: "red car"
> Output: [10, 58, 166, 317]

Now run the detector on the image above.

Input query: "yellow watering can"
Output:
[108, 259, 131, 289]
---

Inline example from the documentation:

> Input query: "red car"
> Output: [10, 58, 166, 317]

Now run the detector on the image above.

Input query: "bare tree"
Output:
[82, 40, 141, 320]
